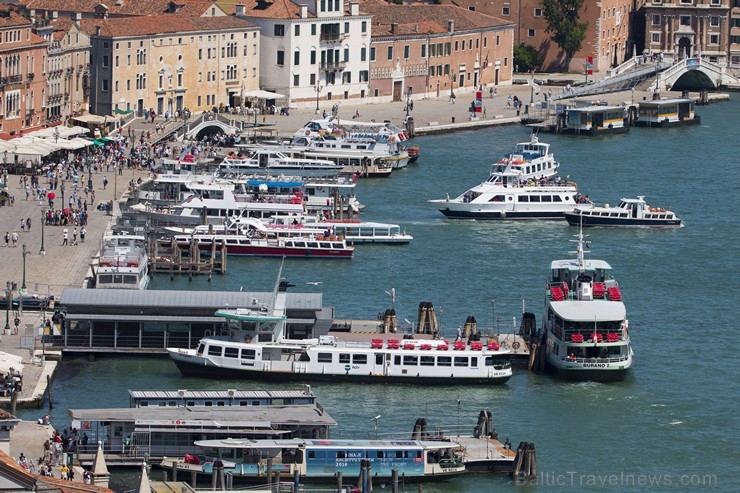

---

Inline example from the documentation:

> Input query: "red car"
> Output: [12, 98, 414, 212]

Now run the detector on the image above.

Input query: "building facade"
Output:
[237, 0, 372, 107]
[0, 9, 47, 138]
[643, 0, 735, 68]
[362, 3, 514, 102]
[89, 15, 260, 116]
[439, 0, 636, 73]
[34, 14, 92, 125]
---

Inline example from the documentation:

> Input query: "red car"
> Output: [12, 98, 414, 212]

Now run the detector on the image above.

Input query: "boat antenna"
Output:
[569, 221, 587, 275]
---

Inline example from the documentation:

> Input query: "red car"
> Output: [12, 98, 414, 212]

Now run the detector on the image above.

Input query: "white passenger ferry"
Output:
[543, 231, 634, 381]
[167, 277, 512, 385]
[565, 196, 682, 227]
[430, 135, 588, 219]
[220, 148, 343, 177]
[95, 233, 150, 290]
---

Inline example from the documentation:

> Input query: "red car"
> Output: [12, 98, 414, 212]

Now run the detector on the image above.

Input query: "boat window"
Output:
[403, 355, 418, 366]
[490, 195, 506, 202]
[518, 196, 529, 202]
[240, 348, 256, 360]
[294, 242, 306, 248]
[530, 196, 540, 202]
[376, 451, 385, 458]
[320, 242, 331, 248]
[396, 451, 404, 459]
[454, 357, 469, 367]
[307, 242, 319, 248]
[207, 345, 223, 356]
[217, 401, 225, 406]
[339, 354, 350, 364]
[610, 212, 620, 217]
[420, 356, 435, 366]
[620, 213, 628, 218]
[375, 353, 384, 365]
[226, 239, 239, 245]
[485, 356, 500, 366]
[197, 343, 206, 354]
[224, 347, 239, 358]
[187, 401, 195, 406]
[541, 196, 552, 202]
[317, 353, 332, 363]
[437, 356, 452, 366]
[353, 354, 368, 365]
[470, 357, 478, 367]
[337, 451, 346, 459]
[333, 243, 344, 249]
[394, 355, 401, 365]
[552, 195, 562, 202]
[600, 212, 609, 217]
[308, 451, 315, 459]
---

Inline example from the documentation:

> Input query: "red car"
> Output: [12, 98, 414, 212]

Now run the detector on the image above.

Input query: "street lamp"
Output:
[60, 179, 66, 208]
[315, 83, 323, 113]
[4, 281, 11, 334]
[40, 208, 46, 255]
[405, 87, 412, 117]
[21, 244, 27, 292]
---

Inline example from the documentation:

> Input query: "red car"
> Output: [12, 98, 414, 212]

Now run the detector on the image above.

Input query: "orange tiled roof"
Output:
[0, 9, 32, 28]
[359, 2, 512, 37]
[23, 0, 216, 17]
[83, 13, 256, 37]
[234, 0, 311, 19]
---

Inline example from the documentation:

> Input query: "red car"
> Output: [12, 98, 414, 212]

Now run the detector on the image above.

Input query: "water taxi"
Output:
[543, 231, 634, 381]
[167, 277, 512, 384]
[165, 437, 465, 482]
[636, 98, 700, 127]
[430, 135, 588, 219]
[565, 196, 682, 227]
[95, 233, 150, 290]
[563, 105, 628, 135]
[270, 216, 413, 244]
[220, 149, 343, 177]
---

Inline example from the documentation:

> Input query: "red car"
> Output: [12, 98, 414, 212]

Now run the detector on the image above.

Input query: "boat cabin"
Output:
[96, 234, 149, 290]
[565, 106, 626, 133]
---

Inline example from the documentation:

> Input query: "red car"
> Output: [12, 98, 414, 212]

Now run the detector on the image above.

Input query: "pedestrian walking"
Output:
[102, 176, 108, 190]
[4, 231, 9, 247]
[13, 316, 19, 335]
[80, 227, 86, 243]
[20, 219, 25, 232]
[62, 228, 69, 246]
[26, 217, 31, 231]
[72, 228, 78, 245]
[11, 231, 17, 246]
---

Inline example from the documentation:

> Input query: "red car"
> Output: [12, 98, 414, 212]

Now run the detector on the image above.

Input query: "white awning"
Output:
[549, 300, 626, 322]
[72, 114, 116, 125]
[242, 89, 285, 99]
[0, 351, 24, 375]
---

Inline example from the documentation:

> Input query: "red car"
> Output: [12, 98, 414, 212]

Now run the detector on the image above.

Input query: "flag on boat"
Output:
[527, 78, 541, 95]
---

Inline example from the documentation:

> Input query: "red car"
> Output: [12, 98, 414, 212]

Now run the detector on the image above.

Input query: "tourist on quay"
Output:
[72, 228, 78, 246]
[20, 219, 25, 232]
[11, 231, 17, 246]
[4, 231, 8, 247]
[26, 217, 31, 231]
[13, 316, 19, 334]
[80, 227, 86, 243]
[62, 229, 68, 246]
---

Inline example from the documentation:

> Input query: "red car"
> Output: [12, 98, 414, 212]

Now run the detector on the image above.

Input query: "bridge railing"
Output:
[552, 62, 667, 101]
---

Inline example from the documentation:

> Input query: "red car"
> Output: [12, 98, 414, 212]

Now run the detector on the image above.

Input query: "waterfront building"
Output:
[643, 0, 736, 69]
[88, 14, 261, 116]
[0, 7, 47, 139]
[235, 0, 372, 108]
[33, 14, 92, 125]
[362, 2, 514, 102]
[436, 0, 636, 73]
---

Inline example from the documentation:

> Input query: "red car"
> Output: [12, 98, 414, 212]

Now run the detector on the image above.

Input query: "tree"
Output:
[542, 0, 588, 71]
[514, 44, 544, 73]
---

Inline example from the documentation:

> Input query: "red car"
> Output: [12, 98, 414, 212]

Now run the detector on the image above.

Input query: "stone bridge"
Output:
[650, 57, 739, 92]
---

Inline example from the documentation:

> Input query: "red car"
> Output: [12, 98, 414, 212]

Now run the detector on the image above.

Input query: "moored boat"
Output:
[562, 105, 628, 135]
[565, 196, 682, 227]
[167, 278, 512, 384]
[95, 232, 150, 290]
[636, 98, 700, 127]
[542, 231, 634, 381]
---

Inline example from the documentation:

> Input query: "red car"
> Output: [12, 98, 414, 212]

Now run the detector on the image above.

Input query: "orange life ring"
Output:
[305, 130, 311, 135]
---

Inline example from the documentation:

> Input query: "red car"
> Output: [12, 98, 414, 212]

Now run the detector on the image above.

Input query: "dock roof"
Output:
[59, 288, 323, 311]
[69, 404, 336, 427]
[129, 388, 315, 400]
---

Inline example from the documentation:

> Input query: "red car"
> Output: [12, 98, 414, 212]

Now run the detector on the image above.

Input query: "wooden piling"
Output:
[172, 461, 178, 481]
[190, 470, 197, 487]
[47, 374, 53, 410]
[391, 469, 398, 493]
[336, 471, 343, 493]
[266, 458, 272, 485]
[10, 390, 17, 415]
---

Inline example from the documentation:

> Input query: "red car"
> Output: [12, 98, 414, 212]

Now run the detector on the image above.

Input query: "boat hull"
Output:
[436, 206, 566, 220]
[551, 366, 631, 382]
[564, 213, 681, 227]
[178, 242, 353, 258]
[635, 116, 701, 127]
[561, 126, 629, 136]
[169, 352, 511, 385]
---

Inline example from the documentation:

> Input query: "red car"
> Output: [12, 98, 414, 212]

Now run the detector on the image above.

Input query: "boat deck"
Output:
[454, 435, 517, 473]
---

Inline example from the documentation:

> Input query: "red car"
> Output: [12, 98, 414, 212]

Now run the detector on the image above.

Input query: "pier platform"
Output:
[454, 435, 517, 473]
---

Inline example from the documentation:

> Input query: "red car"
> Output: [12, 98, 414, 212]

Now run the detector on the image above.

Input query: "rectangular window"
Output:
[454, 41, 458, 52]
[445, 42, 451, 55]
[102, 55, 109, 67]
[502, 6, 510, 16]
[317, 353, 332, 363]
[680, 16, 691, 26]
[224, 347, 239, 358]
[359, 70, 368, 82]
[430, 44, 436, 57]
[241, 348, 256, 359]
[277, 50, 284, 65]
[403, 355, 418, 366]
[421, 44, 426, 58]
[454, 357, 469, 367]
[361, 21, 367, 33]
[534, 8, 542, 16]
[312, 24, 317, 36]
[404, 45, 410, 59]
[353, 354, 367, 365]
[311, 50, 316, 64]
[528, 29, 536, 37]
[360, 47, 366, 62]
[429, 66, 435, 77]
[387, 46, 393, 60]
[437, 356, 452, 367]
[370, 47, 376, 61]
[345, 22, 350, 33]
[652, 15, 660, 26]
[294, 51, 300, 65]
[709, 34, 719, 44]
[651, 32, 661, 43]
[274, 25, 285, 37]
[710, 16, 719, 27]
[295, 25, 300, 36]
[102, 79, 109, 91]
[339, 353, 350, 364]
[420, 356, 435, 366]
[293, 74, 300, 86]
[207, 345, 222, 356]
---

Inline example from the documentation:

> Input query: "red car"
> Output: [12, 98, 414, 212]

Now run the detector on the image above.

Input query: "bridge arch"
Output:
[185, 120, 239, 139]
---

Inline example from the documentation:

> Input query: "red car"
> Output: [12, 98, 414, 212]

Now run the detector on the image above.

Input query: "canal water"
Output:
[19, 97, 739, 492]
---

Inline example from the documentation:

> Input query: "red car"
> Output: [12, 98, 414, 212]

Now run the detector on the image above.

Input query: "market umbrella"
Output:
[62, 208, 70, 214]
[47, 192, 56, 200]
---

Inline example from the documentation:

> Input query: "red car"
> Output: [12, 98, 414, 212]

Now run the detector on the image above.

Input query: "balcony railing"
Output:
[320, 33, 348, 43]
[320, 61, 347, 72]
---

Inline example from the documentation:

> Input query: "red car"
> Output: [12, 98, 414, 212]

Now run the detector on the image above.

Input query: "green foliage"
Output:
[542, 0, 589, 70]
[513, 44, 544, 73]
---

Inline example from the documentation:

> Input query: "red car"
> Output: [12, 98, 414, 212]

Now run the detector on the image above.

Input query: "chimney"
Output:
[300, 5, 308, 18]
[52, 10, 58, 20]
[391, 22, 397, 35]
[448, 20, 454, 33]
[29, 9, 36, 19]
[73, 12, 82, 22]
[235, 4, 245, 16]
[350, 2, 359, 16]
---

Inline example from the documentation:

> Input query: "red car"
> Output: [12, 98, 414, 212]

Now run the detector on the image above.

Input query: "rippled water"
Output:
[19, 97, 740, 492]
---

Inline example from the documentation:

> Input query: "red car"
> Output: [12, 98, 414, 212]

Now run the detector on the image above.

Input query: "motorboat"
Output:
[430, 134, 590, 219]
[167, 277, 512, 384]
[542, 230, 634, 381]
[220, 148, 344, 177]
[270, 215, 412, 244]
[95, 232, 150, 290]
[565, 196, 682, 227]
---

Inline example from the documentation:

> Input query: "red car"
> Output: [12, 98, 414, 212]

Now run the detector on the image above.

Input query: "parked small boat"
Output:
[565, 196, 681, 227]
[543, 230, 634, 381]
[95, 233, 150, 290]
